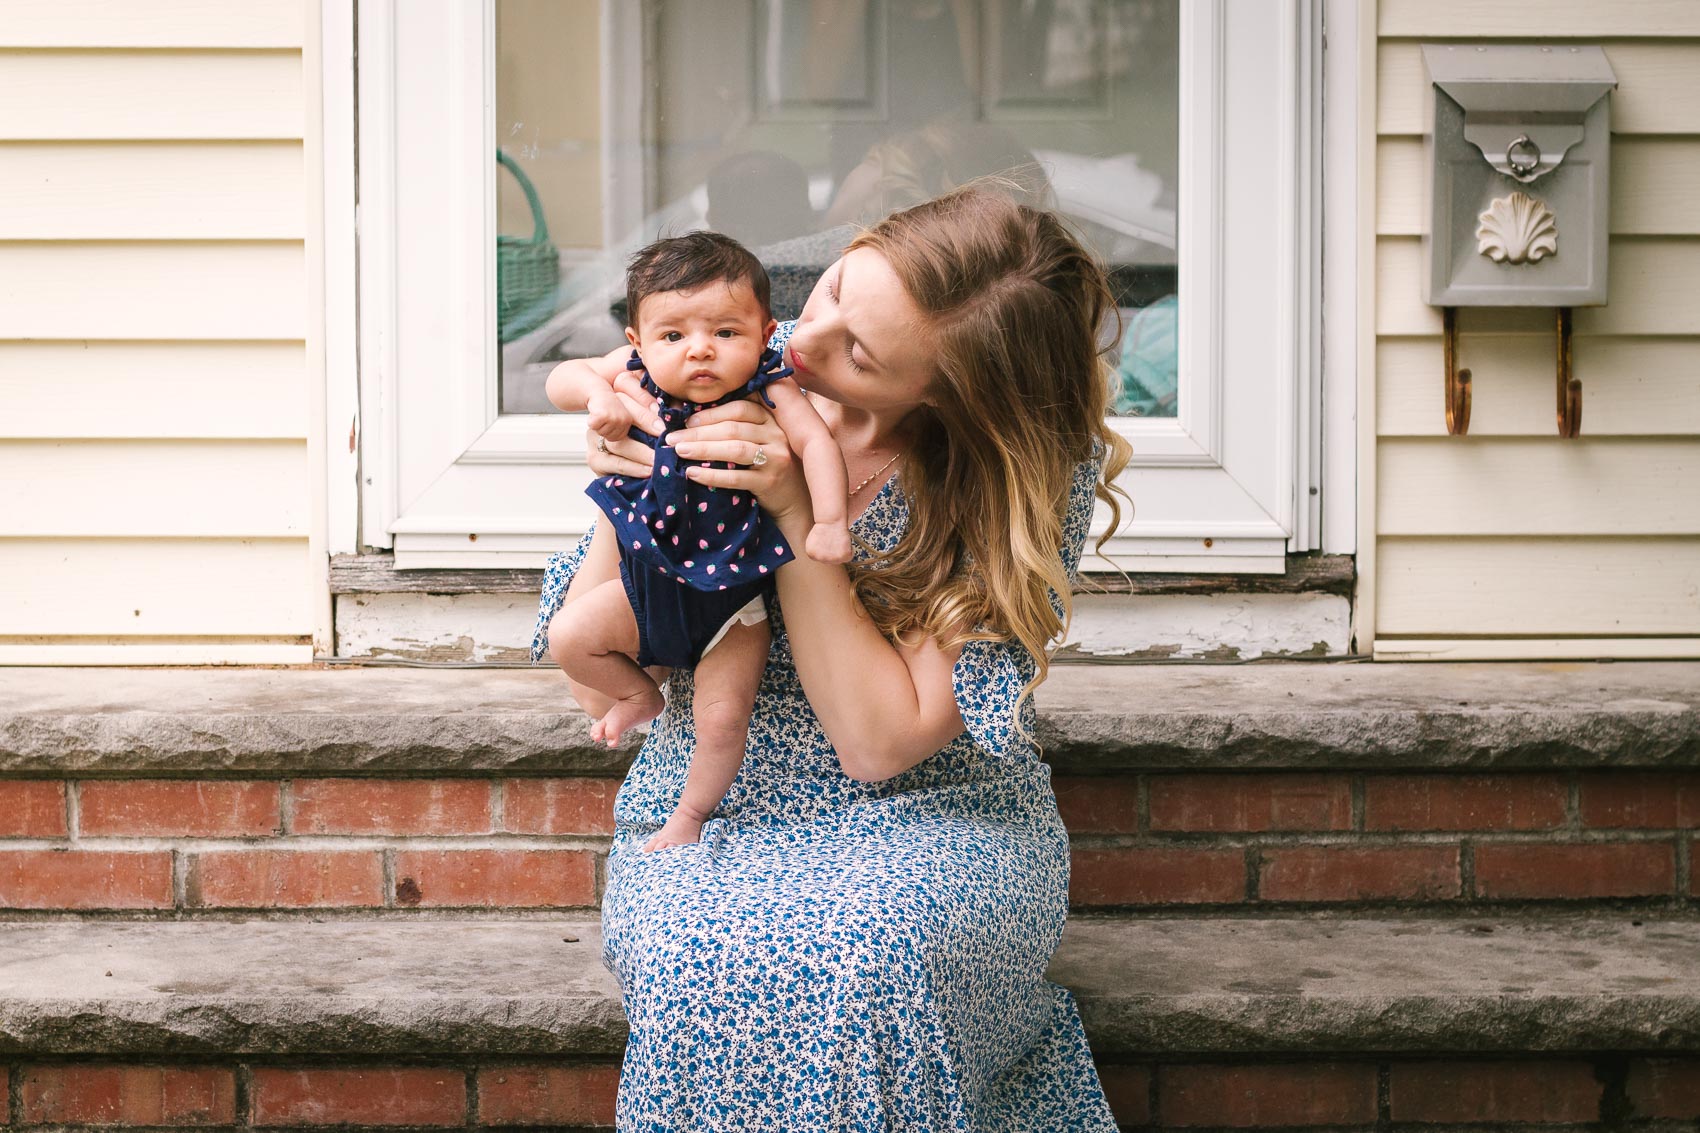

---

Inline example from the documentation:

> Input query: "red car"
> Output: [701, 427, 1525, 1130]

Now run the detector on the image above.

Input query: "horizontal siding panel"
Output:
[1379, 0, 1700, 37]
[1374, 638, 1700, 661]
[0, 439, 308, 536]
[0, 1, 302, 48]
[1377, 537, 1700, 635]
[1379, 43, 1700, 136]
[1376, 237, 1700, 336]
[0, 243, 304, 340]
[0, 142, 304, 239]
[1377, 336, 1700, 436]
[1377, 437, 1700, 534]
[0, 642, 314, 665]
[0, 51, 301, 140]
[0, 341, 308, 439]
[1377, 138, 1700, 236]
[0, 537, 313, 634]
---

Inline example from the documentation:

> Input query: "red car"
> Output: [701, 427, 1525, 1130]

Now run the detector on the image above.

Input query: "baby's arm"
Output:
[762, 379, 852, 563]
[545, 345, 642, 441]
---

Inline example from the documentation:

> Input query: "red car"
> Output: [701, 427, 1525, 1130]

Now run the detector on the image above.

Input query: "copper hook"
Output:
[1557, 307, 1582, 437]
[1442, 306, 1472, 435]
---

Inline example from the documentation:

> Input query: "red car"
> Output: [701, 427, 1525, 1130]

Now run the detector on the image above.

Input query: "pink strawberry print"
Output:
[699, 539, 709, 549]
[697, 502, 708, 512]
[717, 523, 725, 533]
[666, 505, 676, 515]
[758, 565, 768, 574]
[706, 565, 715, 575]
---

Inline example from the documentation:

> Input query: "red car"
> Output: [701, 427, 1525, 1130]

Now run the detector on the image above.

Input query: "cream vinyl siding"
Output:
[0, 1, 317, 664]
[1370, 0, 1700, 659]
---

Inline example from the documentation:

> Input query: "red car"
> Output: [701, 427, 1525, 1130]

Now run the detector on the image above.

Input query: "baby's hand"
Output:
[805, 522, 853, 564]
[585, 386, 635, 442]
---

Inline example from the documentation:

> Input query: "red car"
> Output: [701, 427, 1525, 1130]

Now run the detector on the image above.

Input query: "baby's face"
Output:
[627, 281, 776, 404]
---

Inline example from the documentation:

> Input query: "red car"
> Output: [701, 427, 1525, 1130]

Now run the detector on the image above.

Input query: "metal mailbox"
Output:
[1419, 44, 1618, 436]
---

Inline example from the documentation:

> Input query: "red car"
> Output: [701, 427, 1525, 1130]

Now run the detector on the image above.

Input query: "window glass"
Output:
[494, 0, 1178, 417]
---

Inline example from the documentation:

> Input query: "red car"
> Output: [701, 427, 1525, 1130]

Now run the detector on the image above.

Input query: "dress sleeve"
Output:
[950, 442, 1105, 756]
[528, 519, 598, 664]
[767, 319, 798, 354]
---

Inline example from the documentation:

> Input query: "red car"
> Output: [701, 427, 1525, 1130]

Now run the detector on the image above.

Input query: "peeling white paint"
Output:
[336, 592, 1352, 662]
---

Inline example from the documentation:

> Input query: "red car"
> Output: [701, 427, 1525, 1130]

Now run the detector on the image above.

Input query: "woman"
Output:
[533, 185, 1133, 1129]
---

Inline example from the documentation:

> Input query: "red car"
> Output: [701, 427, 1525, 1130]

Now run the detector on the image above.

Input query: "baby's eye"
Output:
[715, 328, 737, 338]
[662, 331, 683, 343]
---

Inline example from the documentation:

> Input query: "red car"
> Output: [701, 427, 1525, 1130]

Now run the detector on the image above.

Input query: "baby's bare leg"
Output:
[550, 576, 664, 747]
[642, 617, 770, 853]
[547, 523, 625, 721]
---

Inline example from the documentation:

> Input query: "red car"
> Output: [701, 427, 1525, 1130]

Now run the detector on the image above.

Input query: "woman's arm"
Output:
[673, 404, 967, 781]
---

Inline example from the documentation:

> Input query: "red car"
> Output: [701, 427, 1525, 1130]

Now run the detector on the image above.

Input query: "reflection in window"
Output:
[495, 0, 1178, 418]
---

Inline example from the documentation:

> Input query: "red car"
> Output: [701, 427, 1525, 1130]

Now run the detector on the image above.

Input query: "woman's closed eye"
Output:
[824, 273, 866, 372]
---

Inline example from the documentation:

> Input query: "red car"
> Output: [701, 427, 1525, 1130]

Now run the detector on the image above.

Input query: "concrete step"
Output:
[1, 912, 1696, 1127]
[2, 663, 1698, 916]
[3, 661, 1697, 775]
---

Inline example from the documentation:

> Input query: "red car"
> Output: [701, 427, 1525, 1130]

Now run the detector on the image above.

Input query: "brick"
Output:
[1474, 841, 1674, 899]
[1627, 1057, 1700, 1118]
[0, 780, 68, 837]
[293, 778, 491, 835]
[1053, 776, 1141, 834]
[1070, 847, 1244, 906]
[1259, 845, 1460, 902]
[391, 848, 597, 908]
[1095, 1064, 1152, 1125]
[1150, 774, 1350, 833]
[191, 849, 383, 908]
[0, 849, 173, 909]
[21, 1064, 236, 1124]
[504, 778, 619, 836]
[1158, 1062, 1376, 1125]
[251, 1067, 464, 1126]
[80, 779, 280, 838]
[477, 1064, 620, 1125]
[1390, 1060, 1601, 1122]
[1364, 774, 1566, 832]
[1579, 772, 1700, 829]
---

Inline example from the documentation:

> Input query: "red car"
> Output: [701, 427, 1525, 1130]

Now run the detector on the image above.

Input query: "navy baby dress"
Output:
[584, 346, 798, 668]
[529, 321, 1118, 1130]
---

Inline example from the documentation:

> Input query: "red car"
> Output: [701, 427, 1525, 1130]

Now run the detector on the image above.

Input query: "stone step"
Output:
[3, 661, 1696, 775]
[2, 664, 1697, 916]
[1, 912, 1696, 1127]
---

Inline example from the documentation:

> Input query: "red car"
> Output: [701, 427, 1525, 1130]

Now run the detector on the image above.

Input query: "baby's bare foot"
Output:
[641, 810, 704, 853]
[591, 687, 664, 748]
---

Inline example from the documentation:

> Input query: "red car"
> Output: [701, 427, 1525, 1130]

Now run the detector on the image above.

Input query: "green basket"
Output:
[496, 148, 560, 343]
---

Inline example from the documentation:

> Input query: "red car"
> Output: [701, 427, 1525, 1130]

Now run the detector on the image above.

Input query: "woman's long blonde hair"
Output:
[845, 185, 1134, 740]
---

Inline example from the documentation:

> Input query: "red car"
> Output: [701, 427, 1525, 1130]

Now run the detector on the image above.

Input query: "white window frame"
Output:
[348, 0, 1325, 571]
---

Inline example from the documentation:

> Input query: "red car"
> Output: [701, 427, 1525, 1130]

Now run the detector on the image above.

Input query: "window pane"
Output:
[494, 0, 1178, 418]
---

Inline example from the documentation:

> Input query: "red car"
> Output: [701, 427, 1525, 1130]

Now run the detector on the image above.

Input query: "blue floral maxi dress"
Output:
[529, 335, 1117, 1132]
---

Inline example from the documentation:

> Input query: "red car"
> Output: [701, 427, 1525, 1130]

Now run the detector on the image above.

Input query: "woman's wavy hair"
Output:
[844, 184, 1134, 741]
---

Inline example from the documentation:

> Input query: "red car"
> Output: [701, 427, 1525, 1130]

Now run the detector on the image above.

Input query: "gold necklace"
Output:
[849, 451, 900, 498]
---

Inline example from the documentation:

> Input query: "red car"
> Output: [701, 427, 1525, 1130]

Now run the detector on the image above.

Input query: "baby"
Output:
[543, 231, 850, 853]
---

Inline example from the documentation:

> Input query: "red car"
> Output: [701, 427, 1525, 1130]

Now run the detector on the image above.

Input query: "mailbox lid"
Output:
[1421, 44, 1617, 114]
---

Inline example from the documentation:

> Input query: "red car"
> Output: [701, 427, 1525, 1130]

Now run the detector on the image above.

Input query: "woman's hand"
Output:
[666, 398, 814, 533]
[584, 368, 665, 478]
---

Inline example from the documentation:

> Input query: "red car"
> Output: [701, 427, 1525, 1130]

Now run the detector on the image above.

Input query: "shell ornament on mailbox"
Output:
[1421, 44, 1618, 437]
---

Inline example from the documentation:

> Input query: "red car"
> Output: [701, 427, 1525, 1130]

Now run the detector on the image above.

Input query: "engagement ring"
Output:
[596, 437, 609, 454]
[751, 448, 769, 466]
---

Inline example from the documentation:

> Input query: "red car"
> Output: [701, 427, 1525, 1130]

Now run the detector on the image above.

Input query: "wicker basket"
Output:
[496, 148, 559, 343]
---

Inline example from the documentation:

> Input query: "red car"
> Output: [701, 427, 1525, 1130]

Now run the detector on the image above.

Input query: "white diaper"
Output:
[700, 592, 769, 658]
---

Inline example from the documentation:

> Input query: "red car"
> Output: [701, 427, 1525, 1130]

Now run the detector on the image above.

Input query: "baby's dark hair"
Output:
[625, 231, 771, 330]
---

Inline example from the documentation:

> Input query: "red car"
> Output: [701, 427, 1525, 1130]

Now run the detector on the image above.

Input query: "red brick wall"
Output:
[0, 772, 1694, 911]
[9, 1055, 1699, 1128]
